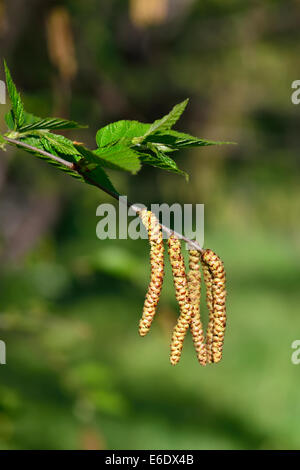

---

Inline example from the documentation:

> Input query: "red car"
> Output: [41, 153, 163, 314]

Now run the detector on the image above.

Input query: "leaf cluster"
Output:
[1, 61, 230, 194]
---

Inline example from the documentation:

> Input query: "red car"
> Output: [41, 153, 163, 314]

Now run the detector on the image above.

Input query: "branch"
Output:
[3, 136, 203, 252]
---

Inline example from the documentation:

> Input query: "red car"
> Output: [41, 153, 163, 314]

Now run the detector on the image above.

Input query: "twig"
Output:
[3, 136, 203, 252]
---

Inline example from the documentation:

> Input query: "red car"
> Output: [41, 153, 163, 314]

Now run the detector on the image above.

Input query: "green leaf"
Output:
[143, 99, 189, 138]
[145, 129, 229, 149]
[4, 60, 25, 129]
[96, 120, 149, 148]
[5, 111, 41, 132]
[94, 144, 141, 174]
[19, 117, 86, 132]
[75, 144, 141, 174]
[65, 145, 119, 194]
[161, 130, 232, 148]
[135, 145, 187, 179]
[16, 136, 83, 181]
[41, 133, 80, 157]
[83, 165, 119, 195]
[5, 110, 15, 130]
[140, 153, 187, 179]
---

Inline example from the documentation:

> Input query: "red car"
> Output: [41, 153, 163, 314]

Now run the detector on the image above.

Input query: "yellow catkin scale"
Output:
[139, 209, 164, 336]
[201, 249, 227, 363]
[188, 249, 207, 366]
[168, 235, 193, 365]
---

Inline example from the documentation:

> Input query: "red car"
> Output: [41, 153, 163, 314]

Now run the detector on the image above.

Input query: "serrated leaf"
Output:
[4, 60, 25, 129]
[135, 145, 187, 179]
[76, 144, 141, 174]
[5, 110, 15, 130]
[144, 129, 228, 149]
[96, 120, 149, 148]
[67, 145, 119, 194]
[94, 144, 141, 174]
[19, 117, 86, 132]
[41, 133, 80, 157]
[16, 136, 83, 181]
[143, 99, 189, 138]
[159, 130, 232, 148]
[83, 165, 119, 195]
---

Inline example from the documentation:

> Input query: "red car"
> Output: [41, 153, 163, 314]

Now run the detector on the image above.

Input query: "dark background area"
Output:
[0, 0, 300, 449]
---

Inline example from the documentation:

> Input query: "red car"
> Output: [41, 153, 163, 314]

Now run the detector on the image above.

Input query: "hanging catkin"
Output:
[188, 249, 207, 366]
[139, 209, 164, 336]
[200, 260, 214, 363]
[168, 235, 193, 365]
[201, 249, 227, 363]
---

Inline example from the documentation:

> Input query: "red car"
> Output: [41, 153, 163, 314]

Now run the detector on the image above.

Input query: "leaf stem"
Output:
[3, 136, 203, 252]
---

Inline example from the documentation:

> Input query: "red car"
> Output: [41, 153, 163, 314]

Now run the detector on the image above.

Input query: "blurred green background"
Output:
[0, 0, 300, 450]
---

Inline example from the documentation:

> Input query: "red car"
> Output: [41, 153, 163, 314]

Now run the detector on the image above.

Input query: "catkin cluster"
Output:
[139, 209, 164, 336]
[138, 210, 227, 367]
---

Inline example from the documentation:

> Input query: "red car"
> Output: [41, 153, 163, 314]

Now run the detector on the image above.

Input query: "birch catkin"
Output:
[139, 209, 164, 336]
[168, 235, 193, 365]
[201, 260, 214, 363]
[188, 249, 207, 366]
[201, 249, 226, 363]
[138, 209, 227, 366]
